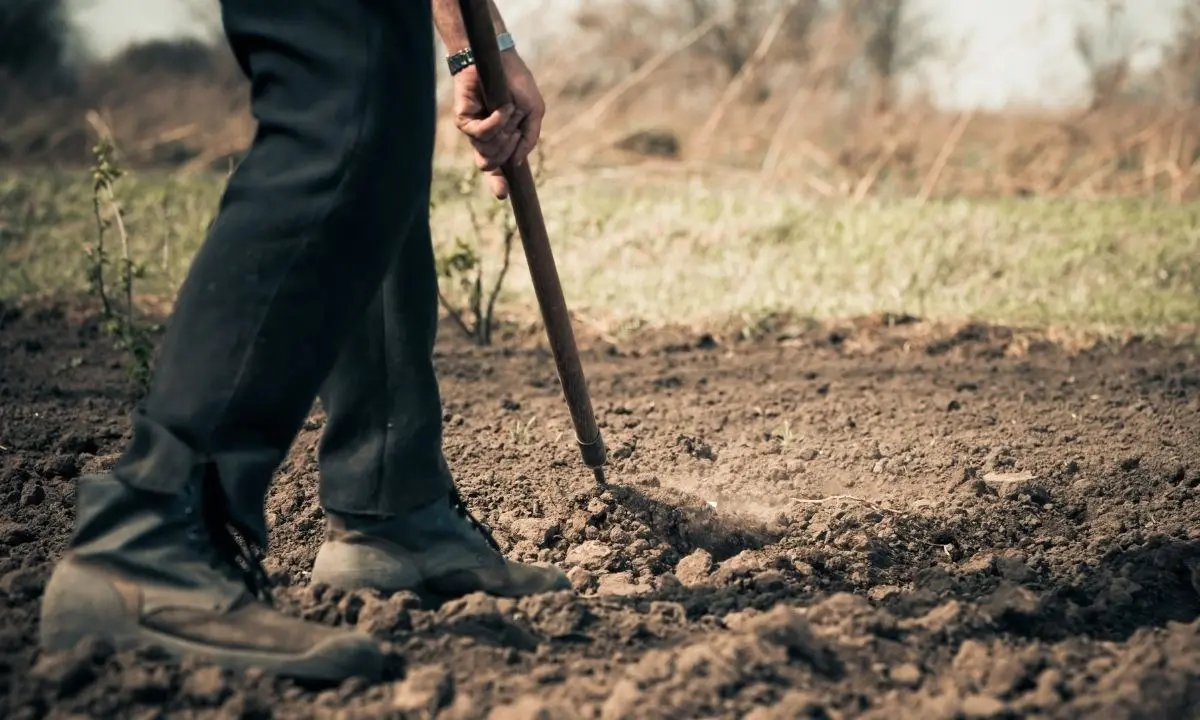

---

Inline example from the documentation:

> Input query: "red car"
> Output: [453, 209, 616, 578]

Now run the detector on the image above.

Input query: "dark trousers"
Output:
[109, 0, 452, 546]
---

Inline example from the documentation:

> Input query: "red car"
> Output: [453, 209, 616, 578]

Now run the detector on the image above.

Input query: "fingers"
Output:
[456, 104, 510, 142]
[457, 100, 527, 172]
[476, 133, 517, 200]
[484, 169, 509, 200]
[475, 130, 522, 173]
[512, 103, 544, 168]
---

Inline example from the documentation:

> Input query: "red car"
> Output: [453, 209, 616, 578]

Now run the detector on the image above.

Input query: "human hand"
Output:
[452, 51, 545, 199]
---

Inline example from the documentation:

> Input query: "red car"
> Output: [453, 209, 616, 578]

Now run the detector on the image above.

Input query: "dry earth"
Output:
[1, 300, 1198, 719]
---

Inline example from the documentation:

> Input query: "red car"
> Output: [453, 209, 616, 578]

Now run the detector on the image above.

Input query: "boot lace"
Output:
[194, 464, 275, 606]
[449, 487, 502, 552]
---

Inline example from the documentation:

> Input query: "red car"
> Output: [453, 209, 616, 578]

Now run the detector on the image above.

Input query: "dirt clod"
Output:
[565, 540, 614, 571]
[2, 303, 1199, 718]
[673, 548, 714, 586]
[391, 664, 453, 714]
[890, 663, 923, 687]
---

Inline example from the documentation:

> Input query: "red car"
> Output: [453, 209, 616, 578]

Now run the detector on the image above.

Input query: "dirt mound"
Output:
[2, 299, 1198, 718]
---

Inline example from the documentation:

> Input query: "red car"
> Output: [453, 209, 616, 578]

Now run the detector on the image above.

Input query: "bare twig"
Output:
[695, 0, 801, 154]
[917, 111, 973, 204]
[761, 87, 812, 176]
[100, 181, 135, 339]
[483, 218, 516, 345]
[437, 286, 476, 339]
[853, 139, 899, 201]
[549, 12, 728, 149]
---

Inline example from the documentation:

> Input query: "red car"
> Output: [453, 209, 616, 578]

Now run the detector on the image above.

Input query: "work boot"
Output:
[311, 489, 571, 599]
[40, 473, 384, 683]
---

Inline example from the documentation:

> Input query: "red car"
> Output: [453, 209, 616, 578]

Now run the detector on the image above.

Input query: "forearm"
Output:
[432, 0, 508, 53]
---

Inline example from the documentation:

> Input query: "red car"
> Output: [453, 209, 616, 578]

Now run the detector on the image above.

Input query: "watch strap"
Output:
[446, 32, 515, 77]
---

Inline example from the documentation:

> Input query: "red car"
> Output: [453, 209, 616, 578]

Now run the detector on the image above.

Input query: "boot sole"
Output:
[40, 558, 383, 685]
[312, 540, 572, 605]
[311, 539, 425, 593]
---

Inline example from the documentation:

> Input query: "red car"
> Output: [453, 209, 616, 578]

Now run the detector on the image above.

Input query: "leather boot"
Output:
[40, 473, 383, 683]
[311, 489, 570, 600]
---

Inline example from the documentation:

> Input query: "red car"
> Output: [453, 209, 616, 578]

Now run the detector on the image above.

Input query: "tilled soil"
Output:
[1, 300, 1198, 719]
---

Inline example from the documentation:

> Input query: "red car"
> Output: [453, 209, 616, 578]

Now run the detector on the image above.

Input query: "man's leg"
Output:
[310, 204, 570, 599]
[315, 209, 453, 519]
[39, 0, 436, 682]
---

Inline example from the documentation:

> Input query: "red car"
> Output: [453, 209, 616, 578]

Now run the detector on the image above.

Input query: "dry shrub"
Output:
[0, 38, 250, 168]
[3, 0, 1200, 201]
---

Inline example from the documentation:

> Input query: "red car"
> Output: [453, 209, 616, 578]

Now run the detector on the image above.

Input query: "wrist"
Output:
[446, 32, 517, 77]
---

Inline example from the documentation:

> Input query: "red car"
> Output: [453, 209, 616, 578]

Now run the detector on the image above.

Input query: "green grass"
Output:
[2, 167, 1198, 336]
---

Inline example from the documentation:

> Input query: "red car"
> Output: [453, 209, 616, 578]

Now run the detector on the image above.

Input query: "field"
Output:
[3, 2, 1200, 715]
[2, 164, 1199, 718]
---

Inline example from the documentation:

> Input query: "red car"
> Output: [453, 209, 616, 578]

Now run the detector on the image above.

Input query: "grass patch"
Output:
[2, 167, 1197, 336]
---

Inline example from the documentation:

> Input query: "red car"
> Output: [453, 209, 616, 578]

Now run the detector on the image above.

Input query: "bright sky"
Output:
[68, 0, 1187, 111]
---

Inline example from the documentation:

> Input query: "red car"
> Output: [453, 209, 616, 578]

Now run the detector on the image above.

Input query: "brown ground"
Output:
[1, 299, 1198, 719]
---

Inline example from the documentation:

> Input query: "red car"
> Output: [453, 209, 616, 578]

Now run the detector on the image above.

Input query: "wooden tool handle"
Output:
[458, 0, 608, 475]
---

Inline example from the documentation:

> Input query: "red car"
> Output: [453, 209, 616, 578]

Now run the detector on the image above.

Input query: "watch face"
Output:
[448, 48, 475, 76]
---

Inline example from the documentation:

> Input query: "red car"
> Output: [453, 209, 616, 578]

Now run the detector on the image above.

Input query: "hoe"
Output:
[458, 0, 609, 485]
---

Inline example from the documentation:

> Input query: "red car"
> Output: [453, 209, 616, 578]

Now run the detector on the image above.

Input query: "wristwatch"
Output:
[447, 32, 515, 76]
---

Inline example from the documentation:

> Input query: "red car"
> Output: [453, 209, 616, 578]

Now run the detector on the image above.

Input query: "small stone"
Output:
[123, 665, 170, 702]
[81, 453, 120, 475]
[436, 594, 539, 651]
[952, 640, 992, 688]
[20, 483, 46, 507]
[754, 570, 786, 591]
[673, 549, 714, 587]
[391, 664, 454, 713]
[509, 517, 560, 548]
[713, 550, 766, 583]
[656, 573, 683, 592]
[984, 584, 1041, 627]
[596, 572, 649, 597]
[958, 553, 995, 574]
[32, 650, 96, 697]
[868, 584, 901, 601]
[183, 666, 228, 705]
[0, 568, 44, 600]
[890, 663, 922, 687]
[1029, 668, 1064, 707]
[490, 694, 561, 720]
[745, 606, 840, 676]
[38, 454, 79, 479]
[961, 694, 1007, 718]
[0, 522, 32, 546]
[357, 592, 415, 635]
[994, 554, 1031, 583]
[745, 691, 824, 720]
[908, 600, 961, 634]
[565, 541, 613, 571]
[531, 664, 567, 684]
[566, 566, 595, 590]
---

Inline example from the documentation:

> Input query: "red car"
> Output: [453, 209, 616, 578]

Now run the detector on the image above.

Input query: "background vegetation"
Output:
[2, 0, 1198, 347]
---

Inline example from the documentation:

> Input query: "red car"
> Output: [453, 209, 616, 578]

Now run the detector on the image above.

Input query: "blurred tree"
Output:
[683, 0, 821, 77]
[843, 0, 932, 111]
[1169, 2, 1200, 103]
[0, 0, 74, 90]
